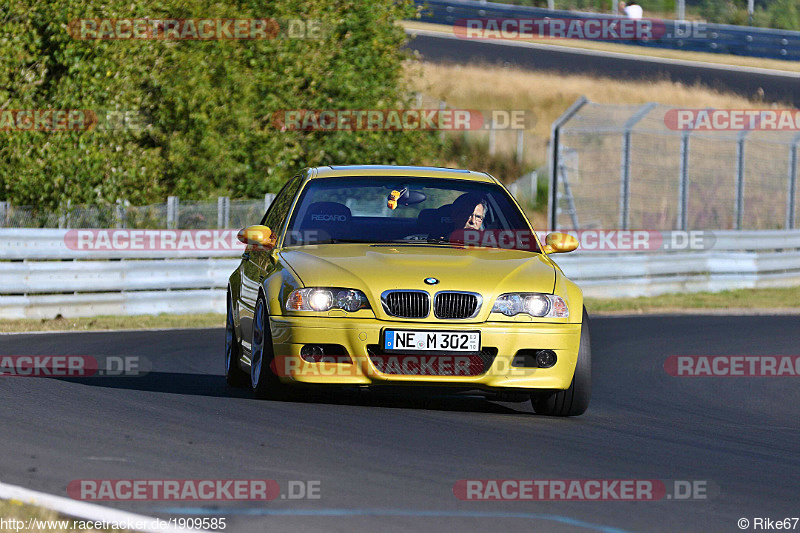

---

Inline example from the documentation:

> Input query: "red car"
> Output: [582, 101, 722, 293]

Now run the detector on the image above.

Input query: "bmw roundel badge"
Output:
[424, 277, 439, 285]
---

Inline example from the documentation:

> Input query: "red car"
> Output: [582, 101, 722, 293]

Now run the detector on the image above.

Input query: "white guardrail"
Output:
[2, 228, 800, 318]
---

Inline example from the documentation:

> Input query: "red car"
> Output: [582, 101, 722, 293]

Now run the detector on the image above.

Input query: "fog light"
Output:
[300, 344, 325, 362]
[535, 350, 557, 368]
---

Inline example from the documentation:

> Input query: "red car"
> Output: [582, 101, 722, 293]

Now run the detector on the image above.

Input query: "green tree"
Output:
[0, 0, 440, 208]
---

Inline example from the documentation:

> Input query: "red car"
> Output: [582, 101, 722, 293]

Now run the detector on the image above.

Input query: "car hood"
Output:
[279, 243, 555, 321]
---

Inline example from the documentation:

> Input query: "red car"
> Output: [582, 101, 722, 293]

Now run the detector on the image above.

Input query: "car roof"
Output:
[307, 165, 496, 183]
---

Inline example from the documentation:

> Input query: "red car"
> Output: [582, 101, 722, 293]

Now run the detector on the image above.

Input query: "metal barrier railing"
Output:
[414, 0, 800, 61]
[3, 228, 800, 318]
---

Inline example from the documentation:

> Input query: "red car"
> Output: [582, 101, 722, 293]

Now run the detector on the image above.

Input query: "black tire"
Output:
[250, 293, 285, 400]
[225, 292, 249, 387]
[531, 307, 591, 416]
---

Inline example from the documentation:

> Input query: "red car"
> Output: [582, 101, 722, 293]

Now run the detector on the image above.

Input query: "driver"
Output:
[451, 192, 488, 231]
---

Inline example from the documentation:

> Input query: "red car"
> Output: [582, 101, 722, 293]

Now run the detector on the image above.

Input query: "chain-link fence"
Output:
[549, 98, 800, 231]
[0, 195, 275, 229]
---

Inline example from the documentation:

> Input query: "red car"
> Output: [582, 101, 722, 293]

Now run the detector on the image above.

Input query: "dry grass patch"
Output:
[407, 61, 786, 169]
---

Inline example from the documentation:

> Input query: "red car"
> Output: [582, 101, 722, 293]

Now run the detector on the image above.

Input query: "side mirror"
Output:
[237, 225, 276, 249]
[543, 232, 578, 254]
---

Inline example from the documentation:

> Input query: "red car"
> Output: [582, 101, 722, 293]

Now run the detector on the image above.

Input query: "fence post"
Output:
[217, 196, 230, 228]
[558, 149, 581, 228]
[58, 200, 71, 230]
[734, 130, 749, 230]
[549, 96, 588, 230]
[677, 131, 691, 230]
[516, 130, 524, 164]
[619, 103, 656, 230]
[788, 133, 800, 229]
[0, 202, 7, 228]
[114, 199, 126, 229]
[265, 193, 276, 213]
[167, 196, 179, 229]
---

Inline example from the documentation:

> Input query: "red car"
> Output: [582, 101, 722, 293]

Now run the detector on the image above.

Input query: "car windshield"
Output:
[283, 176, 539, 252]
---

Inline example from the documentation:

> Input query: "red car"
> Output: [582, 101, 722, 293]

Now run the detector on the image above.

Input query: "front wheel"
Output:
[531, 307, 591, 416]
[250, 294, 285, 399]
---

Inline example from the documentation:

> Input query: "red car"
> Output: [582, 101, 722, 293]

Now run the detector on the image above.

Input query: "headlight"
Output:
[491, 293, 569, 318]
[286, 288, 371, 312]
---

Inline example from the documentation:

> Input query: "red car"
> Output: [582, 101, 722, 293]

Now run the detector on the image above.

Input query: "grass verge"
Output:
[586, 286, 800, 314]
[0, 313, 224, 333]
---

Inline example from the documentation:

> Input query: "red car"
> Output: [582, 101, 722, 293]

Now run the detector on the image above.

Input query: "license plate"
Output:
[384, 330, 480, 352]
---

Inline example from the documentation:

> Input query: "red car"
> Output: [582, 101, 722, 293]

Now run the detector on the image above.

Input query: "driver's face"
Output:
[464, 203, 485, 229]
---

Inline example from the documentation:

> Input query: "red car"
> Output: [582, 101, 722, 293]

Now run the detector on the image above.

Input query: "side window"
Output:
[260, 175, 302, 233]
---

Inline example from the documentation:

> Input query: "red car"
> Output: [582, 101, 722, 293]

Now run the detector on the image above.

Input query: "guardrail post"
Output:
[788, 133, 800, 229]
[217, 196, 230, 228]
[677, 131, 691, 230]
[549, 96, 588, 230]
[620, 102, 657, 230]
[734, 130, 750, 230]
[265, 193, 275, 213]
[167, 196, 179, 229]
[516, 130, 524, 164]
[0, 202, 7, 228]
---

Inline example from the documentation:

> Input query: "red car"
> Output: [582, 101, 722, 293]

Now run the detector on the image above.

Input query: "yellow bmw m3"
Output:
[226, 165, 590, 416]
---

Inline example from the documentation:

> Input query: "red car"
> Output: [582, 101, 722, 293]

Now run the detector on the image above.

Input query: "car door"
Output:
[239, 175, 302, 354]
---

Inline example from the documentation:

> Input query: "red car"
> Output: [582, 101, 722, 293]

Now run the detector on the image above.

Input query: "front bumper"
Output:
[268, 316, 582, 390]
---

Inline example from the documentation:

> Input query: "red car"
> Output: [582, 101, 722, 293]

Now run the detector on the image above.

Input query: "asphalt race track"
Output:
[406, 31, 800, 106]
[1, 315, 799, 532]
